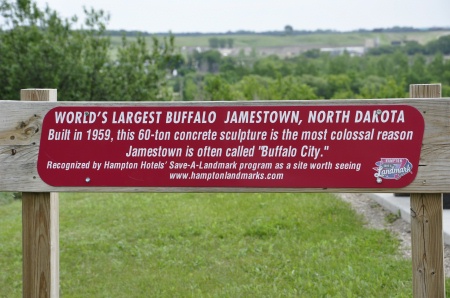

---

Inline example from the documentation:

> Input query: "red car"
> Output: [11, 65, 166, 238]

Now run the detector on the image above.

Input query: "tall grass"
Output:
[0, 192, 448, 297]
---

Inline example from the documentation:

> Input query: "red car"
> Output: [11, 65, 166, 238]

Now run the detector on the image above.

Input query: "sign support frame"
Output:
[1, 85, 445, 297]
[21, 89, 59, 298]
[410, 84, 445, 298]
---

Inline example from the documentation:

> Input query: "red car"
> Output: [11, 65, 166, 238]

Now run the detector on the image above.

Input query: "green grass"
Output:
[1, 192, 449, 297]
[171, 33, 369, 48]
[110, 30, 450, 50]
[385, 210, 401, 224]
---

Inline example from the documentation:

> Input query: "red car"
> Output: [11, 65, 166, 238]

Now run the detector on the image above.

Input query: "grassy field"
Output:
[2, 192, 449, 297]
[109, 30, 450, 50]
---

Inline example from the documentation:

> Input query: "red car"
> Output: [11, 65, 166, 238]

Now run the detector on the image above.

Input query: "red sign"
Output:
[37, 105, 424, 188]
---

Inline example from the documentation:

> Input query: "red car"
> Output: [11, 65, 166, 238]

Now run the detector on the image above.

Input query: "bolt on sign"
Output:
[36, 104, 424, 189]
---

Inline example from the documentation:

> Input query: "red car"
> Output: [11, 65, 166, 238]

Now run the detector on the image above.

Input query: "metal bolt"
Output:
[85, 177, 91, 183]
[376, 177, 382, 184]
[376, 109, 382, 115]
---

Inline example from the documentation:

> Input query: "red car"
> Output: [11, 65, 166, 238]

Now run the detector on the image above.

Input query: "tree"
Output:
[236, 75, 272, 100]
[292, 56, 319, 76]
[0, 1, 108, 100]
[404, 41, 425, 55]
[284, 25, 293, 35]
[428, 52, 445, 82]
[204, 75, 243, 101]
[253, 55, 291, 78]
[192, 50, 222, 73]
[227, 38, 234, 48]
[298, 75, 328, 99]
[208, 37, 219, 49]
[203, 50, 222, 73]
[267, 76, 317, 100]
[426, 35, 450, 55]
[0, 0, 179, 101]
[328, 52, 352, 75]
[407, 54, 430, 85]
[358, 76, 406, 99]
[219, 39, 226, 48]
[181, 73, 200, 101]
[327, 74, 353, 99]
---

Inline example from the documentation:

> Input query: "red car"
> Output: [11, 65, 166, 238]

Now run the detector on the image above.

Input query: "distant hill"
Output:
[105, 26, 450, 37]
[107, 27, 450, 58]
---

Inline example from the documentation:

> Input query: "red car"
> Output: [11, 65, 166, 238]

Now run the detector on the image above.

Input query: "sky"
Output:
[33, 0, 450, 33]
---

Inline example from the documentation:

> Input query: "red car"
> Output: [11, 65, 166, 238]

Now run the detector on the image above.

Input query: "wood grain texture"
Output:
[410, 84, 445, 298]
[411, 194, 445, 297]
[0, 98, 449, 192]
[21, 89, 59, 298]
[410, 84, 442, 98]
[22, 192, 59, 298]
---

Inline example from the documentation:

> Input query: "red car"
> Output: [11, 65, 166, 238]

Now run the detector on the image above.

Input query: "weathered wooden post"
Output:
[21, 89, 59, 298]
[410, 84, 445, 298]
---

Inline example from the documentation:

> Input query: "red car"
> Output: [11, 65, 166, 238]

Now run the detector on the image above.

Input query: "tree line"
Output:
[107, 26, 449, 37]
[368, 37, 450, 56]
[173, 36, 450, 101]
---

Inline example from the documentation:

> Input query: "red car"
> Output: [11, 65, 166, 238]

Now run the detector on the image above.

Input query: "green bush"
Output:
[0, 192, 13, 205]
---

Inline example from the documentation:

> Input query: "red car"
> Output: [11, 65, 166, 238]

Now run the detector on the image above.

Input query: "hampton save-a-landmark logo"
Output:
[374, 158, 413, 182]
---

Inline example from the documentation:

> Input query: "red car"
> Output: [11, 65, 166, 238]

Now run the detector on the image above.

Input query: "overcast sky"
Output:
[33, 0, 450, 33]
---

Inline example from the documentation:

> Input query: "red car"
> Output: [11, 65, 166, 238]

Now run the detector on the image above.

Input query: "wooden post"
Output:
[410, 84, 445, 298]
[21, 89, 59, 298]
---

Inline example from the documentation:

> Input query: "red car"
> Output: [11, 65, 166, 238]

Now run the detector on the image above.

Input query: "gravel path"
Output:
[337, 193, 450, 277]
